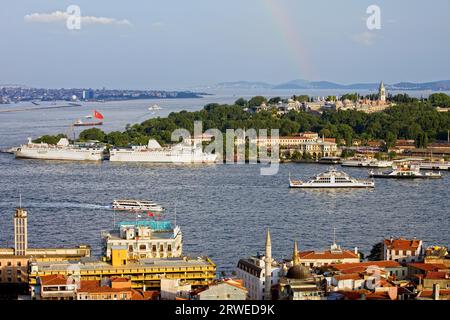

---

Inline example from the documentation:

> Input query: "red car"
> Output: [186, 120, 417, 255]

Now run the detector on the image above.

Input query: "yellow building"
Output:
[28, 256, 216, 298]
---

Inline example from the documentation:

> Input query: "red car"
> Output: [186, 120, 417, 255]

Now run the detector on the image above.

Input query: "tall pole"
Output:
[264, 228, 272, 301]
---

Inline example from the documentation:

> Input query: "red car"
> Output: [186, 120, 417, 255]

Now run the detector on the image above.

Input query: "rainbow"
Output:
[263, 0, 314, 79]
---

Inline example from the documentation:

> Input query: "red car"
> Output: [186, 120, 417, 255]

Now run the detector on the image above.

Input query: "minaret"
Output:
[292, 240, 299, 266]
[379, 81, 386, 103]
[14, 202, 28, 256]
[264, 228, 272, 300]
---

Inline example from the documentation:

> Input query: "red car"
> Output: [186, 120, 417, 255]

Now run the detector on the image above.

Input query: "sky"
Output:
[1, 0, 449, 89]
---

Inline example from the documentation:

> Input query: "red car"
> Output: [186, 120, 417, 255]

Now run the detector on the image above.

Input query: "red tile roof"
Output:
[78, 280, 131, 294]
[424, 271, 449, 280]
[384, 238, 421, 251]
[131, 289, 159, 300]
[419, 290, 450, 299]
[408, 263, 447, 272]
[39, 274, 70, 286]
[334, 273, 362, 281]
[331, 261, 401, 272]
[298, 250, 359, 260]
[111, 277, 130, 282]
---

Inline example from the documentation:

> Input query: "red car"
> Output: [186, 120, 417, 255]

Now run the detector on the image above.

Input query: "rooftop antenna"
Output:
[19, 192, 22, 209]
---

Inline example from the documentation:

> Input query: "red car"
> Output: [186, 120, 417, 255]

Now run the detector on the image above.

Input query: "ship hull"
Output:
[15, 149, 104, 161]
[109, 151, 217, 163]
[369, 174, 441, 179]
[342, 161, 392, 168]
[289, 183, 374, 188]
[73, 122, 103, 127]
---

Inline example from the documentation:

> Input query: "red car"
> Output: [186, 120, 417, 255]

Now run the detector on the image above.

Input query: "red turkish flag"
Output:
[93, 110, 104, 120]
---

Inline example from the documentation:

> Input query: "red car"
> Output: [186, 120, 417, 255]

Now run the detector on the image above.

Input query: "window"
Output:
[139, 244, 146, 250]
[7, 262, 11, 267]
[17, 262, 21, 267]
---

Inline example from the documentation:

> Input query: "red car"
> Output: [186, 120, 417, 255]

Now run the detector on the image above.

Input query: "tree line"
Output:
[34, 93, 450, 150]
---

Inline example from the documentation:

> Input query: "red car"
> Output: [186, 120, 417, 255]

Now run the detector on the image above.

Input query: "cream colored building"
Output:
[102, 220, 182, 261]
[236, 132, 339, 158]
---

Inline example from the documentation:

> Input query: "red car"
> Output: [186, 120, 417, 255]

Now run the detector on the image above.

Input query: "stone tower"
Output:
[264, 228, 272, 300]
[379, 81, 386, 102]
[14, 207, 28, 256]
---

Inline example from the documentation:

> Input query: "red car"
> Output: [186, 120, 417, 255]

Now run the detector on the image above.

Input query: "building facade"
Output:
[102, 220, 182, 261]
[383, 238, 423, 263]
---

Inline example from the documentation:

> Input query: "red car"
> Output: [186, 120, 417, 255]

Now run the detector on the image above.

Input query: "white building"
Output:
[160, 278, 191, 300]
[383, 238, 423, 263]
[102, 220, 182, 260]
[236, 230, 286, 300]
[195, 279, 247, 300]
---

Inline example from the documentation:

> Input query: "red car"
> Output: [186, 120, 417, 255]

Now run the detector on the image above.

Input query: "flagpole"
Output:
[175, 202, 177, 227]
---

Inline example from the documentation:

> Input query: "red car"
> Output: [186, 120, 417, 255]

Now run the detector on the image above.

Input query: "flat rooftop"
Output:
[31, 257, 215, 272]
[106, 229, 178, 240]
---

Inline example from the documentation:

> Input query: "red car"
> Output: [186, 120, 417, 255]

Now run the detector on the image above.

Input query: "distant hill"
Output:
[212, 79, 450, 91]
[214, 81, 273, 89]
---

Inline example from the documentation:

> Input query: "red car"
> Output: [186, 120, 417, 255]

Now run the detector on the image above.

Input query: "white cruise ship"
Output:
[289, 167, 375, 188]
[15, 138, 105, 161]
[109, 139, 217, 163]
[112, 199, 164, 212]
[341, 158, 393, 168]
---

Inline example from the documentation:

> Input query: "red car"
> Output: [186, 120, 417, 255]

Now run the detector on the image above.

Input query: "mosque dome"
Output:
[286, 264, 311, 280]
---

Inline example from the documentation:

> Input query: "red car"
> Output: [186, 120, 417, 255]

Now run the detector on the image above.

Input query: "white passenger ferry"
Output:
[369, 160, 442, 179]
[109, 139, 217, 163]
[15, 138, 105, 161]
[112, 199, 165, 212]
[289, 167, 375, 188]
[341, 158, 393, 168]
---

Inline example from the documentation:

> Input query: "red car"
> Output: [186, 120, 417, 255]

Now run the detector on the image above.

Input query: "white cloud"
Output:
[351, 31, 378, 46]
[24, 11, 131, 26]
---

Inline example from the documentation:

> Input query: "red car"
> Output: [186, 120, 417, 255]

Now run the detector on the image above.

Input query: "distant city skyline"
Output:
[1, 0, 449, 90]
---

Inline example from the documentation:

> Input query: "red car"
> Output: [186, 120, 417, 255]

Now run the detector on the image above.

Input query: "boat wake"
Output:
[0, 202, 112, 210]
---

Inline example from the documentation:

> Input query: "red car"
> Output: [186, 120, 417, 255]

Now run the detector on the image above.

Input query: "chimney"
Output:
[354, 247, 358, 255]
[433, 284, 440, 301]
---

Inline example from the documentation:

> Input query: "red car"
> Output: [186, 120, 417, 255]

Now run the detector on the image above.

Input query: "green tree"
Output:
[79, 128, 106, 142]
[234, 98, 247, 107]
[367, 242, 383, 261]
[32, 134, 67, 145]
[248, 96, 267, 107]
[428, 93, 450, 107]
